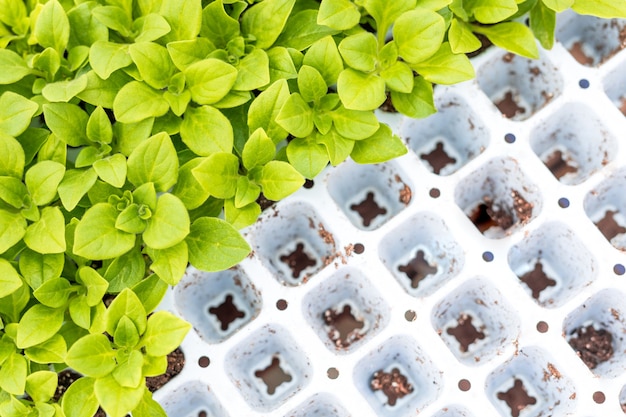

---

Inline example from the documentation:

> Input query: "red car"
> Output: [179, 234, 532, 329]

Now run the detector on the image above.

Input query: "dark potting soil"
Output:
[371, 368, 413, 406]
[466, 33, 494, 58]
[420, 142, 456, 174]
[519, 261, 557, 300]
[568, 324, 614, 369]
[55, 370, 130, 417]
[446, 313, 486, 353]
[208, 293, 245, 331]
[256, 193, 276, 211]
[595, 210, 626, 241]
[469, 190, 533, 234]
[569, 41, 594, 65]
[544, 149, 577, 179]
[350, 191, 387, 227]
[146, 347, 186, 392]
[496, 91, 526, 119]
[279, 242, 317, 278]
[497, 378, 537, 417]
[254, 356, 292, 395]
[379, 92, 398, 113]
[323, 304, 365, 348]
[398, 249, 437, 289]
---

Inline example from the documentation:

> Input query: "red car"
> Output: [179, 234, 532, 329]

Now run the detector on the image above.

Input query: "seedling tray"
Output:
[154, 12, 626, 417]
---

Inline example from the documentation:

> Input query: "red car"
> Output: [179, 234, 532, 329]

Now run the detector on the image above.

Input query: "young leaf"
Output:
[411, 42, 475, 84]
[541, 0, 573, 12]
[131, 390, 167, 417]
[92, 5, 132, 37]
[362, 0, 416, 37]
[166, 38, 215, 71]
[302, 36, 343, 86]
[233, 48, 270, 91]
[78, 70, 133, 109]
[351, 124, 408, 163]
[331, 106, 380, 140]
[242, 0, 296, 49]
[317, 0, 360, 30]
[69, 295, 92, 330]
[0, 353, 27, 395]
[470, 0, 518, 23]
[0, 258, 22, 298]
[380, 61, 414, 93]
[186, 217, 250, 271]
[66, 334, 116, 378]
[338, 32, 378, 73]
[234, 176, 261, 208]
[16, 305, 64, 349]
[391, 76, 437, 118]
[93, 154, 127, 188]
[24, 206, 66, 254]
[73, 203, 136, 259]
[0, 92, 38, 137]
[225, 200, 261, 230]
[41, 75, 89, 103]
[34, 0, 70, 53]
[180, 106, 234, 156]
[127, 132, 178, 192]
[200, 0, 240, 48]
[18, 249, 63, 291]
[143, 194, 190, 250]
[276, 93, 314, 137]
[24, 334, 66, 364]
[274, 10, 339, 50]
[0, 208, 27, 255]
[159, 0, 202, 42]
[87, 106, 113, 145]
[33, 278, 72, 308]
[530, 1, 556, 50]
[43, 103, 89, 147]
[141, 311, 191, 356]
[268, 46, 298, 84]
[146, 241, 188, 285]
[337, 69, 386, 111]
[113, 81, 169, 124]
[89, 41, 132, 80]
[192, 152, 240, 199]
[286, 137, 329, 179]
[472, 22, 539, 59]
[129, 42, 175, 90]
[113, 316, 140, 349]
[448, 18, 482, 53]
[184, 58, 238, 105]
[248, 79, 290, 143]
[260, 160, 305, 200]
[58, 168, 99, 212]
[298, 65, 328, 103]
[116, 204, 148, 234]
[0, 176, 27, 209]
[172, 159, 211, 210]
[25, 371, 57, 403]
[103, 246, 145, 293]
[131, 274, 168, 313]
[134, 13, 172, 42]
[25, 161, 65, 206]
[105, 288, 147, 335]
[393, 9, 446, 64]
[316, 128, 355, 166]
[61, 377, 99, 417]
[95, 374, 145, 417]
[0, 134, 25, 179]
[0, 49, 32, 84]
[242, 128, 275, 170]
[572, 0, 626, 17]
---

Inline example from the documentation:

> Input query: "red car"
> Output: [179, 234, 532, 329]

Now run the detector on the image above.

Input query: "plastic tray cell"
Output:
[584, 168, 626, 250]
[159, 382, 229, 417]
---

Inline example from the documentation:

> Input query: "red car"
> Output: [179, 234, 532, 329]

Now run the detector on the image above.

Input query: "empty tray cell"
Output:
[563, 289, 626, 378]
[603, 58, 626, 117]
[486, 346, 576, 417]
[556, 12, 626, 66]
[379, 212, 464, 297]
[251, 201, 336, 285]
[529, 103, 617, 185]
[353, 335, 442, 416]
[174, 266, 261, 344]
[455, 157, 541, 238]
[159, 381, 229, 417]
[508, 222, 598, 308]
[431, 405, 476, 417]
[225, 324, 311, 412]
[285, 393, 350, 417]
[432, 277, 520, 365]
[401, 91, 490, 175]
[302, 266, 390, 354]
[621, 385, 626, 413]
[476, 50, 563, 121]
[326, 160, 412, 230]
[584, 168, 626, 249]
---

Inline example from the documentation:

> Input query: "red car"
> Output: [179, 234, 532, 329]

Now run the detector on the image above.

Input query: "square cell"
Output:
[603, 59, 626, 117]
[158, 381, 229, 417]
[174, 266, 262, 344]
[584, 168, 626, 250]
[284, 393, 350, 417]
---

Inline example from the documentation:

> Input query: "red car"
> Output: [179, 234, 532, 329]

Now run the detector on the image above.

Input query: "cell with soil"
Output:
[529, 103, 617, 185]
[174, 266, 262, 343]
[379, 212, 463, 297]
[455, 157, 540, 238]
[584, 169, 626, 250]
[302, 267, 389, 354]
[476, 50, 563, 121]
[325, 161, 412, 231]
[401, 90, 490, 176]
[563, 289, 626, 378]
[603, 58, 626, 117]
[432, 278, 519, 365]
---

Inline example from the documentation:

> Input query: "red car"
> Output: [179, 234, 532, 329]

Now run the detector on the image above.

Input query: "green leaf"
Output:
[93, 154, 127, 188]
[25, 161, 65, 206]
[337, 69, 386, 111]
[380, 61, 414, 93]
[116, 203, 148, 234]
[317, 0, 360, 30]
[68, 2, 108, 48]
[316, 128, 355, 166]
[166, 38, 215, 71]
[412, 42, 475, 85]
[18, 249, 63, 290]
[268, 46, 298, 84]
[0, 258, 22, 298]
[129, 42, 175, 90]
[224, 200, 261, 230]
[159, 0, 202, 42]
[78, 266, 109, 306]
[297, 65, 328, 103]
[95, 374, 145, 417]
[362, 0, 416, 37]
[114, 316, 140, 349]
[0, 353, 26, 395]
[572, 0, 626, 17]
[242, 128, 275, 170]
[87, 106, 113, 144]
[0, 135, 24, 179]
[24, 334, 66, 364]
[43, 103, 89, 146]
[332, 105, 380, 140]
[180, 106, 233, 156]
[0, 49, 31, 84]
[73, 203, 136, 259]
[16, 305, 64, 349]
[351, 124, 407, 163]
[338, 32, 378, 73]
[0, 0, 27, 34]
[0, 208, 26, 255]
[127, 132, 178, 192]
[24, 206, 66, 254]
[105, 288, 147, 335]
[391, 76, 437, 118]
[41, 75, 89, 103]
[69, 295, 91, 330]
[131, 390, 167, 417]
[163, 90, 191, 117]
[134, 13, 171, 42]
[541, 0, 573, 12]
[248, 79, 290, 143]
[275, 10, 339, 50]
[113, 81, 169, 124]
[0, 282, 28, 323]
[143, 194, 190, 249]
[103, 246, 145, 293]
[33, 278, 71, 308]
[66, 334, 116, 378]
[470, 0, 518, 23]
[0, 92, 38, 137]
[89, 41, 132, 79]
[234, 48, 270, 91]
[531, 1, 556, 49]
[259, 160, 305, 200]
[302, 36, 343, 86]
[287, 137, 328, 179]
[394, 8, 446, 64]
[131, 274, 168, 313]
[78, 70, 133, 109]
[141, 311, 191, 356]
[172, 159, 211, 210]
[186, 217, 250, 271]
[473, 22, 539, 59]
[92, 5, 131, 36]
[61, 377, 99, 417]
[58, 168, 98, 212]
[33, 47, 61, 78]
[184, 59, 238, 105]
[38, 132, 67, 165]
[276, 93, 314, 137]
[26, 371, 57, 403]
[0, 176, 27, 209]
[235, 176, 261, 208]
[112, 352, 143, 392]
[34, 0, 70, 53]
[192, 152, 239, 199]
[146, 241, 188, 285]
[449, 18, 482, 53]
[200, 0, 240, 48]
[242, 0, 296, 49]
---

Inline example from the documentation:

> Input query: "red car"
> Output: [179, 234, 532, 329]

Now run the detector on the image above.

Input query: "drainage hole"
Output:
[458, 379, 471, 391]
[429, 188, 441, 198]
[198, 411, 207, 417]
[593, 391, 605, 404]
[579, 79, 590, 89]
[303, 179, 314, 189]
[558, 197, 570, 208]
[327, 367, 339, 379]
[482, 251, 494, 262]
[198, 356, 210, 368]
[353, 243, 365, 254]
[536, 321, 549, 333]
[404, 310, 417, 322]
[614, 264, 625, 276]
[276, 299, 288, 310]
[504, 133, 516, 143]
